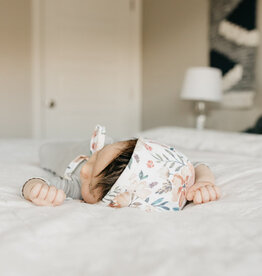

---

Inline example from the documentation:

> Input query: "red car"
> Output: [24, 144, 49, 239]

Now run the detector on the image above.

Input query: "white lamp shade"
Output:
[181, 67, 222, 102]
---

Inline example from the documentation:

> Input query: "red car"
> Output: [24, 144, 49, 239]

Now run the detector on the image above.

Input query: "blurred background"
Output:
[0, 0, 261, 139]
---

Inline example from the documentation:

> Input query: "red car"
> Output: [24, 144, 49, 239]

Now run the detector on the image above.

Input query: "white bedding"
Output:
[1, 127, 262, 276]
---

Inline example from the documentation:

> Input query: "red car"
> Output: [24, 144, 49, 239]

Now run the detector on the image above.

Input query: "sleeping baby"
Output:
[21, 125, 221, 212]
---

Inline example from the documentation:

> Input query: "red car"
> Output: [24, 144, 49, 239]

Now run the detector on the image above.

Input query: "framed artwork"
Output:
[209, 0, 259, 108]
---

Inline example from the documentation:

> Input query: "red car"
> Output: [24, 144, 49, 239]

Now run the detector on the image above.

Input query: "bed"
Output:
[1, 126, 262, 276]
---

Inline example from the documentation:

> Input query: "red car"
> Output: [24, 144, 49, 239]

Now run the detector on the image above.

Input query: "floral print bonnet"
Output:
[90, 125, 106, 155]
[92, 125, 196, 212]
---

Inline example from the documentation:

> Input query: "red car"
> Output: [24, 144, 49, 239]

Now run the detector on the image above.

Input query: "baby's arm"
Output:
[22, 178, 66, 206]
[186, 164, 221, 204]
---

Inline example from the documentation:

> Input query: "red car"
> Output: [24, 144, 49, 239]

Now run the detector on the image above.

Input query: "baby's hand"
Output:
[186, 181, 221, 204]
[23, 178, 66, 206]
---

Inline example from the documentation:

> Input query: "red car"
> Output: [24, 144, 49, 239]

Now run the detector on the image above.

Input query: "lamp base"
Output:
[195, 101, 207, 130]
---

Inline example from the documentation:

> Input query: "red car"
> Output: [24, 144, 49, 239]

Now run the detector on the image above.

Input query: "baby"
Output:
[21, 125, 221, 212]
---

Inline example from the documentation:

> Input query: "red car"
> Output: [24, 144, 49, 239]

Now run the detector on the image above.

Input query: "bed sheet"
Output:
[0, 127, 262, 276]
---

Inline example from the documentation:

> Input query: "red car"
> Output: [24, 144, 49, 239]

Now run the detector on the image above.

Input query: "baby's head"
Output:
[81, 139, 138, 204]
[83, 132, 196, 212]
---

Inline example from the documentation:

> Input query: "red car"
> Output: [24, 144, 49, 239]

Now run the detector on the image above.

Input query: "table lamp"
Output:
[181, 67, 222, 130]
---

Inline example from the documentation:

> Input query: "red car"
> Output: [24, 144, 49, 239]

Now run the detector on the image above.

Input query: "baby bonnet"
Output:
[93, 125, 195, 212]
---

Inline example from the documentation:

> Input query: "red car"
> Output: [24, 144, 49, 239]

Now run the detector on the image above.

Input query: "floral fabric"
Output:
[89, 125, 106, 155]
[101, 138, 195, 212]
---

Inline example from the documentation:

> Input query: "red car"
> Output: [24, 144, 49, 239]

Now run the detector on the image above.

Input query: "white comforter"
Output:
[1, 127, 262, 276]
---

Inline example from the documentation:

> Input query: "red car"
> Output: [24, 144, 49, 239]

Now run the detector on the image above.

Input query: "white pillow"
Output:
[137, 126, 262, 159]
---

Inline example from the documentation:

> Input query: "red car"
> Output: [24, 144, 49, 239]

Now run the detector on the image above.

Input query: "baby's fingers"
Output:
[45, 186, 58, 203]
[193, 190, 202, 204]
[200, 186, 210, 203]
[214, 185, 221, 199]
[29, 183, 44, 200]
[37, 184, 49, 200]
[206, 185, 217, 201]
[192, 185, 221, 205]
[186, 182, 213, 201]
[52, 190, 66, 206]
[186, 189, 194, 201]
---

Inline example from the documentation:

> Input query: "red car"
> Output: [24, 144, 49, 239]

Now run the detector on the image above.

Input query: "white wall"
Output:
[2, 0, 262, 138]
[0, 0, 141, 139]
[0, 0, 31, 138]
[142, 0, 262, 132]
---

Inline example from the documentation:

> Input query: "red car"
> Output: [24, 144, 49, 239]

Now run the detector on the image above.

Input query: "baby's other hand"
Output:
[23, 179, 66, 206]
[186, 182, 221, 205]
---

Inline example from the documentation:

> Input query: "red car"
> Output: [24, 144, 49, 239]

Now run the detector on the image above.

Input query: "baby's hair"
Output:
[94, 138, 138, 200]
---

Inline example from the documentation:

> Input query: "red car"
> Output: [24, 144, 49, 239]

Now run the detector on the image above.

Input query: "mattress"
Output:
[1, 127, 262, 276]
